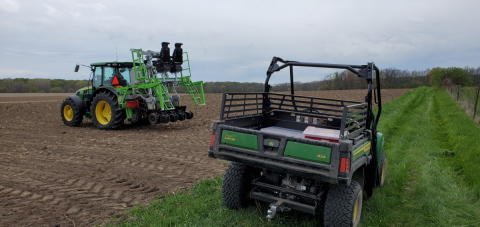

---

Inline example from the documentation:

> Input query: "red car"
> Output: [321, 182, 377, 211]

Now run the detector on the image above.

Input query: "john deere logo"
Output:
[224, 135, 235, 141]
[269, 141, 274, 146]
[317, 154, 326, 159]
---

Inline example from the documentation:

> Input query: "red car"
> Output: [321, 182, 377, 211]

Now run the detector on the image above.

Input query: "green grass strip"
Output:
[109, 176, 320, 226]
[109, 87, 480, 227]
[361, 87, 480, 227]
[430, 88, 480, 196]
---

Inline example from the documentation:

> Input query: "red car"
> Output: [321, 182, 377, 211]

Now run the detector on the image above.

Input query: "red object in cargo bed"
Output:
[303, 126, 341, 143]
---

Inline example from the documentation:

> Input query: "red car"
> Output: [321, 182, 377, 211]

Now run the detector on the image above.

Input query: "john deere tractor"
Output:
[61, 42, 205, 130]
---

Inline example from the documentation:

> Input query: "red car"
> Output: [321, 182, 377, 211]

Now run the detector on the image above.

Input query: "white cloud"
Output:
[42, 3, 58, 16]
[0, 0, 20, 12]
[33, 17, 56, 26]
[76, 2, 106, 12]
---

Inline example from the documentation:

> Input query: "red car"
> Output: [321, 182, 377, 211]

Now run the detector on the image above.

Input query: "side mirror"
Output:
[74, 65, 80, 72]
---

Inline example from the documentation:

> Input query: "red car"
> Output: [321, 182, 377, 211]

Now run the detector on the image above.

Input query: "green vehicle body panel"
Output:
[75, 86, 92, 100]
[376, 132, 384, 166]
[352, 141, 371, 161]
[284, 142, 331, 164]
[221, 130, 258, 150]
[350, 133, 384, 164]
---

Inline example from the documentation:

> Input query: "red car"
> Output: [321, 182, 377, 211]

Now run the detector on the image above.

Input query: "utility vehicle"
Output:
[61, 42, 205, 130]
[208, 57, 386, 226]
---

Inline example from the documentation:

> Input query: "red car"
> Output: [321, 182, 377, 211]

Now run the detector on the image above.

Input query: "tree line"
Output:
[1, 66, 479, 93]
[0, 78, 88, 93]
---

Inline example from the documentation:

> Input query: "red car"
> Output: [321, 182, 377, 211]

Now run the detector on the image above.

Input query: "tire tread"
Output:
[324, 181, 362, 227]
[222, 162, 251, 209]
[60, 98, 83, 126]
[91, 92, 124, 130]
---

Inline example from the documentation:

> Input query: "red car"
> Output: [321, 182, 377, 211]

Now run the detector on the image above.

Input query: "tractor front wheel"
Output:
[91, 92, 124, 130]
[60, 98, 83, 126]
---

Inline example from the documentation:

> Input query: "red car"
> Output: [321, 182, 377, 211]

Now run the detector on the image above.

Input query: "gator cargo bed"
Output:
[209, 92, 371, 183]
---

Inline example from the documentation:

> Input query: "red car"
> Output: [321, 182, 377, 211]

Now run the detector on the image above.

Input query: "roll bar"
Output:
[263, 56, 382, 136]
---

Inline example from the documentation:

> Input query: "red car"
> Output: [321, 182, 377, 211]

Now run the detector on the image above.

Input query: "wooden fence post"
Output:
[457, 85, 460, 101]
[473, 86, 480, 119]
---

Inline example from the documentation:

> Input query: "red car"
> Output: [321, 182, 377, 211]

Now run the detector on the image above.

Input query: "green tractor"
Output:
[61, 42, 205, 130]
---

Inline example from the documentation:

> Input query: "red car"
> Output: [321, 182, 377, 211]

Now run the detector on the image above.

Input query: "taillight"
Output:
[210, 134, 216, 146]
[340, 157, 350, 173]
[126, 100, 139, 108]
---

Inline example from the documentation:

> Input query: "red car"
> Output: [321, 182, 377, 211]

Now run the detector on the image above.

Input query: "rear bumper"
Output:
[249, 176, 324, 215]
[210, 148, 336, 183]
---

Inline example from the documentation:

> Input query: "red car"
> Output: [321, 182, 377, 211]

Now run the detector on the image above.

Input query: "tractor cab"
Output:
[90, 62, 134, 88]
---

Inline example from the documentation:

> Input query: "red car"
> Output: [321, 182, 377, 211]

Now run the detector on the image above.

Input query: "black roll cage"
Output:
[263, 56, 382, 133]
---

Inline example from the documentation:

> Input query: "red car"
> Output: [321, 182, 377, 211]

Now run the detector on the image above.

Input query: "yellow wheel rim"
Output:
[353, 194, 360, 222]
[63, 105, 73, 121]
[95, 101, 111, 125]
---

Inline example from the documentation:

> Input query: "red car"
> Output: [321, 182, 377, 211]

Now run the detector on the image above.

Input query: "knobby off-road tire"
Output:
[324, 181, 363, 227]
[91, 92, 124, 130]
[222, 162, 256, 209]
[378, 153, 387, 187]
[60, 98, 83, 126]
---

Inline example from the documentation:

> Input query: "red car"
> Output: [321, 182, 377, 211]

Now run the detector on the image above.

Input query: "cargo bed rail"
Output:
[220, 92, 367, 139]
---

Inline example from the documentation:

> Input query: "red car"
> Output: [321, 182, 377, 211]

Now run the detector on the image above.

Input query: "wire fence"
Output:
[447, 85, 480, 122]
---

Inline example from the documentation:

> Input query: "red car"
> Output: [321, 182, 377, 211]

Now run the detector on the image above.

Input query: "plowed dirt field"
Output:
[0, 89, 410, 227]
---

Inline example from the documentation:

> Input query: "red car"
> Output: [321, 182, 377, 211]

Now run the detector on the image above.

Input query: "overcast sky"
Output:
[1, 0, 479, 83]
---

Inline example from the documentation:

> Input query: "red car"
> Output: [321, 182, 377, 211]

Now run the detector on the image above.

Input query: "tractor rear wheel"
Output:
[60, 98, 83, 126]
[324, 181, 363, 227]
[91, 92, 124, 130]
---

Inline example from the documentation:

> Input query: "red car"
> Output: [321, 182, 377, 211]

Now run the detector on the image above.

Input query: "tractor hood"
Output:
[75, 86, 92, 98]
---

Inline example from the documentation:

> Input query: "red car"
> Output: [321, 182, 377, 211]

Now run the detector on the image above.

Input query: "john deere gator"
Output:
[208, 57, 386, 226]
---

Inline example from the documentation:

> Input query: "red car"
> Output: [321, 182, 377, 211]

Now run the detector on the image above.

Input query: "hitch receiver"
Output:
[266, 200, 291, 221]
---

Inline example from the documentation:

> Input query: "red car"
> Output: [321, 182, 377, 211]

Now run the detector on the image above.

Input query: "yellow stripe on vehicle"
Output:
[353, 142, 371, 156]
[77, 86, 92, 92]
